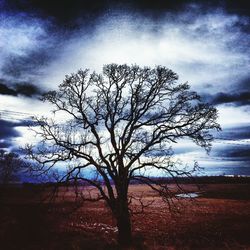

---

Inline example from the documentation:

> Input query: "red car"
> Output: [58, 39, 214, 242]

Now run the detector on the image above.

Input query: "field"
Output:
[1, 181, 250, 249]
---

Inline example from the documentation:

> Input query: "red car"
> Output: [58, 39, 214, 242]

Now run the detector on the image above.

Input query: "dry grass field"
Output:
[1, 182, 250, 249]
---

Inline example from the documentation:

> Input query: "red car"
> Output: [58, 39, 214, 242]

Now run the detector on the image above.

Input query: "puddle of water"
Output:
[176, 192, 200, 198]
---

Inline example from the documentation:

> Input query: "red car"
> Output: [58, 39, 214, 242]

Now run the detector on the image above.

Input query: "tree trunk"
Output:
[116, 198, 132, 247]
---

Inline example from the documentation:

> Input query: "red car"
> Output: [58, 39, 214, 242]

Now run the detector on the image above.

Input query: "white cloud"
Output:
[35, 8, 249, 145]
[217, 105, 250, 126]
[40, 8, 249, 93]
[0, 17, 44, 56]
[0, 95, 49, 117]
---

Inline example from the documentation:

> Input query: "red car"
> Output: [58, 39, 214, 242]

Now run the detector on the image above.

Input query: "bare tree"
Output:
[26, 64, 220, 246]
[0, 150, 25, 185]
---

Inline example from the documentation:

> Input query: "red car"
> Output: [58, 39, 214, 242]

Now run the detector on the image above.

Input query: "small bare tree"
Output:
[26, 64, 220, 246]
[0, 150, 24, 185]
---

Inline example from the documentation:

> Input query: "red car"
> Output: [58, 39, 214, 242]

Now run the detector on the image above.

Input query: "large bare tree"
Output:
[26, 64, 220, 246]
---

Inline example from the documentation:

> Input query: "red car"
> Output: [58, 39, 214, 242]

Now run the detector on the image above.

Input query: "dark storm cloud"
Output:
[0, 81, 41, 97]
[15, 83, 42, 97]
[0, 140, 12, 149]
[208, 92, 250, 106]
[214, 124, 250, 140]
[214, 144, 250, 162]
[0, 119, 21, 140]
[1, 0, 110, 28]
[132, 0, 250, 16]
[209, 124, 250, 166]
[201, 75, 250, 106]
[170, 124, 250, 158]
[0, 118, 35, 149]
[2, 50, 52, 79]
[226, 147, 250, 158]
[0, 82, 16, 96]
[235, 77, 250, 92]
[3, 0, 250, 21]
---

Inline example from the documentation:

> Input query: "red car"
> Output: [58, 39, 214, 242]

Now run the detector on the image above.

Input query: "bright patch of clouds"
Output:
[41, 8, 249, 94]
[0, 95, 49, 117]
[217, 105, 250, 126]
[0, 16, 44, 56]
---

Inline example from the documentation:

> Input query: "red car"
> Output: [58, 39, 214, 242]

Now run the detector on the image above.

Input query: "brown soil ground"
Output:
[1, 183, 250, 250]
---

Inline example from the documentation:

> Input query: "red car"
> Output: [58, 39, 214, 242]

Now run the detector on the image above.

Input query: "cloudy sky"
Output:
[0, 0, 250, 176]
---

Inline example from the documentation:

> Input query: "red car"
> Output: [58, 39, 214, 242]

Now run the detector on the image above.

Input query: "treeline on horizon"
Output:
[4, 175, 250, 188]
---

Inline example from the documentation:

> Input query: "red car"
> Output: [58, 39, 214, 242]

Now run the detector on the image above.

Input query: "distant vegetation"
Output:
[0, 150, 27, 185]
